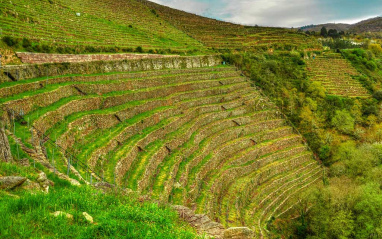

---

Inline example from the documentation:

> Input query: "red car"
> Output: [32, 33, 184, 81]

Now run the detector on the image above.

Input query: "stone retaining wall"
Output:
[16, 52, 181, 64]
[0, 55, 222, 83]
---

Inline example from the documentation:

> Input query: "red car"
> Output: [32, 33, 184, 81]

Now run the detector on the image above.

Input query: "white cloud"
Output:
[150, 0, 210, 15]
[220, 0, 324, 27]
[149, 0, 382, 27]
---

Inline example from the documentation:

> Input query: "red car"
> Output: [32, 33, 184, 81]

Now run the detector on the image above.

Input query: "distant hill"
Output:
[350, 17, 382, 33]
[139, 0, 320, 51]
[300, 23, 350, 32]
[300, 17, 382, 33]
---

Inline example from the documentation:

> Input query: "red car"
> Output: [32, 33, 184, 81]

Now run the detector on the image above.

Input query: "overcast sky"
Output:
[150, 0, 382, 27]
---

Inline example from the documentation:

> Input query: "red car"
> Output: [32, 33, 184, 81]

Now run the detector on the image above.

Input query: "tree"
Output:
[369, 43, 382, 56]
[351, 99, 363, 123]
[328, 29, 340, 38]
[320, 26, 328, 37]
[328, 210, 355, 238]
[331, 110, 355, 134]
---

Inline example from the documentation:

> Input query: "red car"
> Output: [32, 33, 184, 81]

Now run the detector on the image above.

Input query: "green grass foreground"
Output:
[0, 163, 199, 239]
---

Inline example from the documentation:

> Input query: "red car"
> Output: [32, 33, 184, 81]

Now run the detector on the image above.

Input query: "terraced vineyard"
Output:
[306, 54, 370, 97]
[0, 0, 320, 54]
[0, 0, 205, 52]
[139, 0, 321, 51]
[0, 56, 322, 237]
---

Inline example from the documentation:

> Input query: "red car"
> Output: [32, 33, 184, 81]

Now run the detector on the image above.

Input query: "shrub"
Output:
[366, 60, 377, 71]
[331, 110, 355, 134]
[373, 90, 382, 101]
[41, 44, 52, 53]
[368, 43, 382, 56]
[22, 38, 32, 48]
[292, 56, 305, 65]
[2, 36, 20, 47]
[84, 46, 97, 53]
[319, 145, 331, 161]
[136, 46, 143, 53]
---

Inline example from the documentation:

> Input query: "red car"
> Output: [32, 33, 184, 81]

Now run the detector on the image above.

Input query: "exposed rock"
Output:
[7, 130, 81, 187]
[18, 158, 30, 167]
[172, 205, 225, 238]
[123, 188, 133, 194]
[0, 176, 27, 190]
[0, 127, 13, 163]
[37, 172, 54, 193]
[94, 182, 115, 193]
[82, 212, 94, 224]
[37, 172, 47, 183]
[68, 178, 81, 186]
[51, 211, 73, 220]
[21, 179, 41, 192]
[223, 227, 254, 239]
[174, 182, 182, 188]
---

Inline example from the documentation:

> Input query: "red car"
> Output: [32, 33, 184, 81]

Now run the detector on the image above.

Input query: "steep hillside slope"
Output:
[306, 54, 369, 98]
[300, 23, 350, 32]
[0, 57, 322, 237]
[139, 0, 320, 51]
[0, 0, 321, 55]
[0, 0, 205, 53]
[349, 17, 382, 33]
[0, 161, 199, 238]
[300, 17, 382, 34]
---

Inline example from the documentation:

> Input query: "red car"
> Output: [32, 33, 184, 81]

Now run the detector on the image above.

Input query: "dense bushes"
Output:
[2, 36, 20, 47]
[225, 50, 382, 238]
[224, 52, 381, 166]
[1, 36, 196, 55]
[278, 143, 382, 238]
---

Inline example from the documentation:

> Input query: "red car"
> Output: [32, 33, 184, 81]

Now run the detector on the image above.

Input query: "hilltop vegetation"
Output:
[0, 0, 320, 55]
[300, 17, 382, 35]
[0, 0, 206, 54]
[139, 0, 320, 52]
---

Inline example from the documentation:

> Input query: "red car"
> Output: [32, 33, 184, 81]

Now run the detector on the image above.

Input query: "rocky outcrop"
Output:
[0, 127, 13, 163]
[0, 176, 27, 190]
[223, 228, 254, 239]
[82, 212, 94, 224]
[172, 205, 255, 239]
[36, 172, 54, 193]
[50, 211, 73, 220]
[6, 129, 81, 186]
[172, 205, 225, 238]
[0, 55, 222, 83]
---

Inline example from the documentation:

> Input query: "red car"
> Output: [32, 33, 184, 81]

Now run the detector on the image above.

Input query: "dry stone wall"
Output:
[16, 52, 181, 64]
[0, 126, 13, 162]
[0, 55, 222, 83]
[1, 58, 322, 237]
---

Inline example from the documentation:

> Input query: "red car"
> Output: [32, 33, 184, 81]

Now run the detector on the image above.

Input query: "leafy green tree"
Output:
[369, 43, 382, 56]
[331, 110, 355, 134]
[320, 27, 328, 37]
[328, 210, 354, 239]
[328, 29, 340, 38]
[354, 184, 382, 238]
